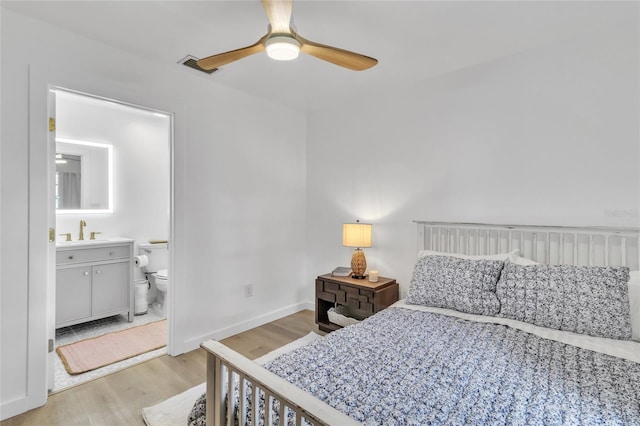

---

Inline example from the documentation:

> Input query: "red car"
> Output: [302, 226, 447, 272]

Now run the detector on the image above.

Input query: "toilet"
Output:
[138, 242, 168, 317]
[153, 269, 168, 316]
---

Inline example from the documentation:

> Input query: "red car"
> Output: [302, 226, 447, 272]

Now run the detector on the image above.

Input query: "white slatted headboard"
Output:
[415, 221, 640, 270]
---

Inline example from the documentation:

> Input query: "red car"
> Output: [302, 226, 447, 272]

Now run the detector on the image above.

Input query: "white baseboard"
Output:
[1, 395, 27, 421]
[182, 302, 315, 353]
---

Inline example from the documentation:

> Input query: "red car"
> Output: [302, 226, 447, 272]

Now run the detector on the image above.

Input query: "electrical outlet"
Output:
[244, 284, 253, 298]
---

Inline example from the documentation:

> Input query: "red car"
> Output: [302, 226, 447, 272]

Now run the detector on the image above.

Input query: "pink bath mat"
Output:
[57, 320, 167, 375]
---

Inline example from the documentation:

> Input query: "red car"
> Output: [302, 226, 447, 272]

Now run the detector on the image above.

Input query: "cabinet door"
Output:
[56, 267, 92, 326]
[91, 262, 130, 317]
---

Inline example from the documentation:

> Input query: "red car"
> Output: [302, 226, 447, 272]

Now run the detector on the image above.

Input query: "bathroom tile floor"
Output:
[53, 308, 166, 392]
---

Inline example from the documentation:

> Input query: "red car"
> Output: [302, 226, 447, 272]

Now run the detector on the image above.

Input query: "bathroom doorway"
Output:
[49, 89, 172, 391]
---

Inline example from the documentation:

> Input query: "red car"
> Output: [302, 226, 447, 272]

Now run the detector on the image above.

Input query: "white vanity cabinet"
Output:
[55, 239, 134, 328]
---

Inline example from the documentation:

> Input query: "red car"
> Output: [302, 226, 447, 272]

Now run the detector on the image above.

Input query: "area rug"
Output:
[141, 331, 322, 426]
[57, 319, 167, 375]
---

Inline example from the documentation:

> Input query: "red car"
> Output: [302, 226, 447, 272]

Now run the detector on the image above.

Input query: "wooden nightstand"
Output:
[315, 274, 399, 333]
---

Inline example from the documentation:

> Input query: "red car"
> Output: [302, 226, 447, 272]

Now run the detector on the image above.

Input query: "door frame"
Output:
[27, 65, 180, 410]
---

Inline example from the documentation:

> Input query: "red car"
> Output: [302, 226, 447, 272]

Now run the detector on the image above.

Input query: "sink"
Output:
[57, 240, 106, 245]
[56, 237, 131, 247]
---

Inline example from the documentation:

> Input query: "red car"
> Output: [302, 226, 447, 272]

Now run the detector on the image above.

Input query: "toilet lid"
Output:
[156, 269, 168, 279]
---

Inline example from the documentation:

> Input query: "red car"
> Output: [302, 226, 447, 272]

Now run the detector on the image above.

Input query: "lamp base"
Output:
[350, 248, 367, 279]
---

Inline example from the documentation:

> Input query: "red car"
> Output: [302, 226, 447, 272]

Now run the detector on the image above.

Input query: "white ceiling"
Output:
[3, 1, 632, 112]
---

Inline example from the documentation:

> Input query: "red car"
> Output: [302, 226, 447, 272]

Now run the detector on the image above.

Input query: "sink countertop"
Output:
[56, 237, 134, 248]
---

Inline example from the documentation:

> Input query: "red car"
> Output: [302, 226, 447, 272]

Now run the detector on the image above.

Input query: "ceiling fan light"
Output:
[265, 36, 300, 61]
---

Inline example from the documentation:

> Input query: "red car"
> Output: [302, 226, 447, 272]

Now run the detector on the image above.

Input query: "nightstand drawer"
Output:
[321, 281, 376, 311]
[319, 281, 347, 303]
[324, 282, 340, 292]
[345, 295, 374, 313]
[359, 289, 374, 299]
[342, 285, 359, 294]
[316, 279, 340, 303]
[318, 291, 336, 303]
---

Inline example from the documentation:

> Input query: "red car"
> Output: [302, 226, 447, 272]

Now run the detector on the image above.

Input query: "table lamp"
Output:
[343, 221, 372, 279]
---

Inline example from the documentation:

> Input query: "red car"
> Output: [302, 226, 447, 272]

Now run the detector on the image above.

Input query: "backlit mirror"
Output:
[56, 138, 112, 213]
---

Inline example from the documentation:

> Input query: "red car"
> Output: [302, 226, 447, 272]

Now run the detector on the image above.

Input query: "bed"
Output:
[195, 222, 640, 426]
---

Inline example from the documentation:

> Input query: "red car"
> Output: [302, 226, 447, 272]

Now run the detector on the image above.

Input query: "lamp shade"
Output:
[342, 223, 372, 248]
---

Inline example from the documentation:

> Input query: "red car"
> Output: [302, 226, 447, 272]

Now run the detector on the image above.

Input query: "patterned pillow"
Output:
[496, 263, 632, 340]
[407, 255, 504, 315]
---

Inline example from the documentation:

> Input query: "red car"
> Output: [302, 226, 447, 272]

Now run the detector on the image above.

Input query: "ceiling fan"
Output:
[196, 0, 378, 72]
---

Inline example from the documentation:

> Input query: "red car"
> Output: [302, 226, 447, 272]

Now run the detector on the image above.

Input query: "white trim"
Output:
[166, 103, 179, 357]
[182, 303, 312, 353]
[27, 65, 51, 412]
[0, 395, 28, 421]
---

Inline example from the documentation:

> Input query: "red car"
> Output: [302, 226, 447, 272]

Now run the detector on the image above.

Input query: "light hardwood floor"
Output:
[2, 310, 320, 426]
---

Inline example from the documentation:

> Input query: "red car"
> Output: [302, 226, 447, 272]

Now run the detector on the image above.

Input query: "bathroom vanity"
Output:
[55, 238, 134, 328]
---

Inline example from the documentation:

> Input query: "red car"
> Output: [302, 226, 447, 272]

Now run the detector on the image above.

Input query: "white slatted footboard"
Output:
[201, 340, 361, 426]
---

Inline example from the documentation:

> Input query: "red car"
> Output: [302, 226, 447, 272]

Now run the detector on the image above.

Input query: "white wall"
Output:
[55, 91, 171, 281]
[1, 8, 307, 419]
[2, 2, 638, 421]
[306, 20, 639, 299]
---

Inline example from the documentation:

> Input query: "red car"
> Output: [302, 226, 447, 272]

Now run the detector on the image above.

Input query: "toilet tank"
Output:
[138, 242, 168, 273]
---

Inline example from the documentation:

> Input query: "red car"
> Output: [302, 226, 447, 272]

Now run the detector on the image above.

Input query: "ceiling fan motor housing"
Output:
[265, 35, 301, 61]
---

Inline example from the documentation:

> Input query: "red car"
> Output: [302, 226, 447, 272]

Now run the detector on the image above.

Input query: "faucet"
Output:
[78, 219, 87, 240]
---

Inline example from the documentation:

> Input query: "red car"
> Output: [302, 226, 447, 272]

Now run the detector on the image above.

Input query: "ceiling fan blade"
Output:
[292, 32, 378, 71]
[197, 34, 269, 70]
[261, 0, 293, 34]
